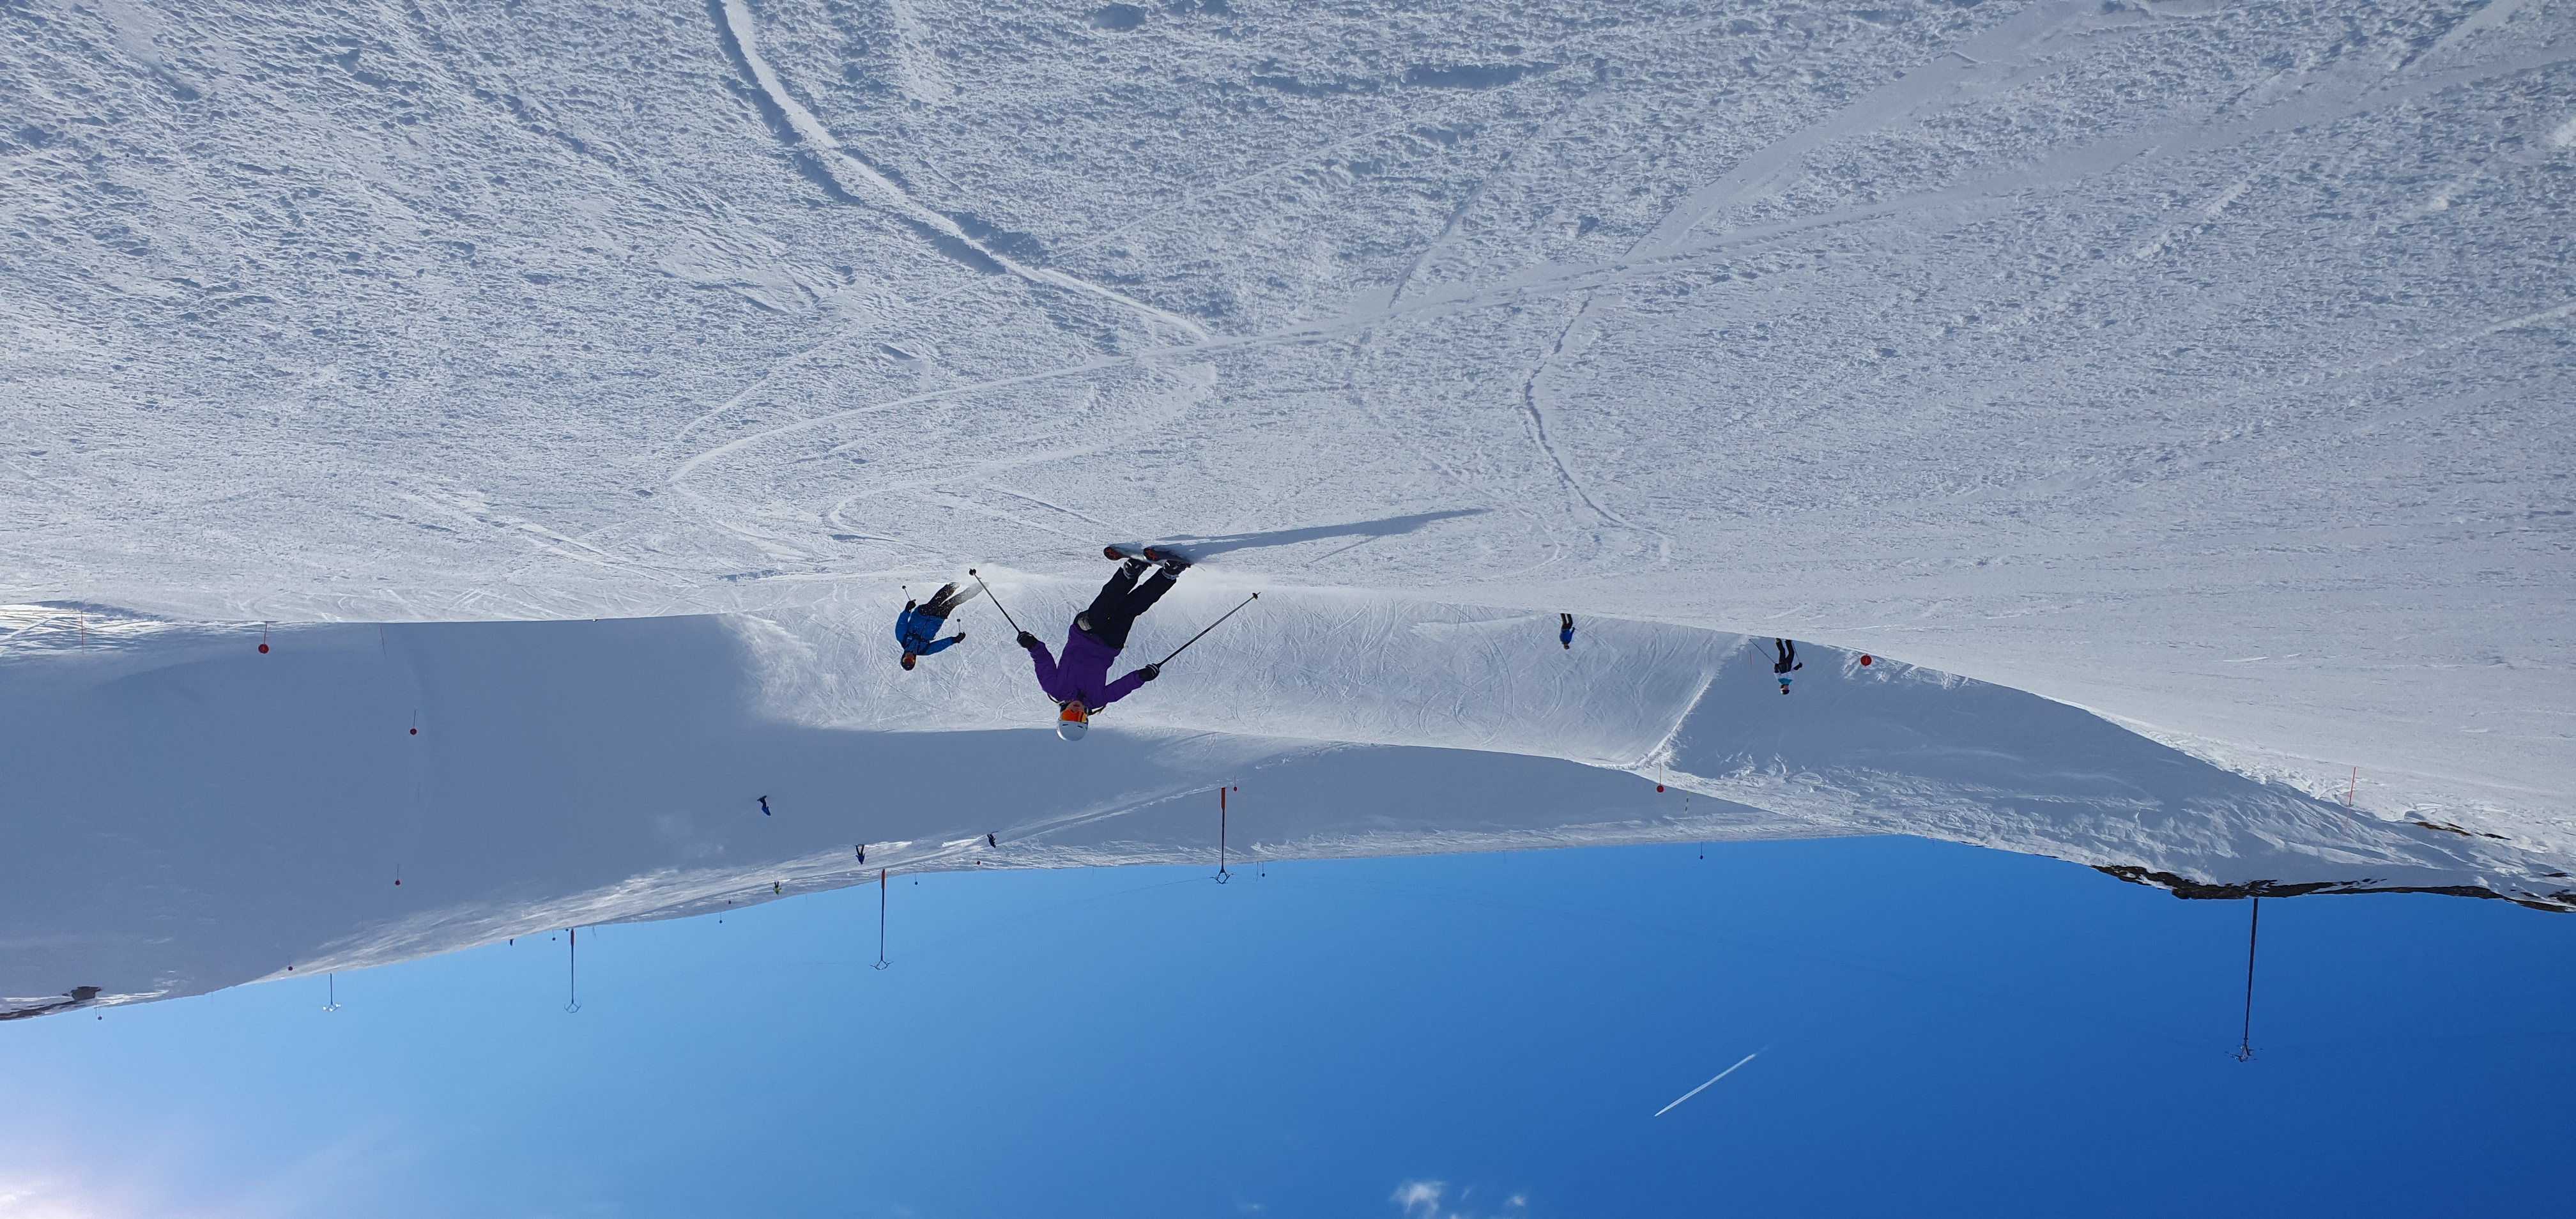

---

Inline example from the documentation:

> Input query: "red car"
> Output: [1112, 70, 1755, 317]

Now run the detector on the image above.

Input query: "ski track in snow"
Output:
[712, 0, 1209, 346]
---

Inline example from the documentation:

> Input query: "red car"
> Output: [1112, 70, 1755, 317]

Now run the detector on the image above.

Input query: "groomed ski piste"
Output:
[3, 573, 2566, 1018]
[4, 0, 2573, 1017]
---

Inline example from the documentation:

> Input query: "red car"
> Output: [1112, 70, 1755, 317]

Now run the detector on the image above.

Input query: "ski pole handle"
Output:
[968, 569, 1023, 635]
[1157, 592, 1257, 668]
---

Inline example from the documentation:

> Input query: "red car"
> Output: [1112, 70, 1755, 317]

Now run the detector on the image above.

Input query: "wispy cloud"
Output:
[1393, 1180, 1446, 1218]
[1390, 1179, 1529, 1219]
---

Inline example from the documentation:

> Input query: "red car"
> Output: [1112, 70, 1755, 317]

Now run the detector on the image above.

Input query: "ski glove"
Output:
[1138, 664, 1161, 682]
[1016, 631, 1040, 650]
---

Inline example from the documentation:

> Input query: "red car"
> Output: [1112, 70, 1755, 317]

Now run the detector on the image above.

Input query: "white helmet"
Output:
[1057, 702, 1089, 741]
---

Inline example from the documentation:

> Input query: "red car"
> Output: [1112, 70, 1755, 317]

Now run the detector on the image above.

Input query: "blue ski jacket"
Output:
[895, 606, 958, 656]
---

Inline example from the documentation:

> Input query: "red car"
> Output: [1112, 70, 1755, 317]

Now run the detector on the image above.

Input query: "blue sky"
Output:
[4, 834, 2569, 1218]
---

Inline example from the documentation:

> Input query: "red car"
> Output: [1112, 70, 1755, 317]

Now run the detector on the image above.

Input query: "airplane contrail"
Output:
[1653, 1052, 1759, 1117]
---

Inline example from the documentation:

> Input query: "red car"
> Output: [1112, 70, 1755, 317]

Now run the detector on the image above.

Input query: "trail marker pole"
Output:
[872, 870, 891, 970]
[1216, 786, 1237, 884]
[2234, 898, 2260, 1062]
[564, 927, 582, 1015]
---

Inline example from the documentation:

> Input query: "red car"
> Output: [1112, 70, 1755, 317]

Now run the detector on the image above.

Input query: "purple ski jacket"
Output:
[1027, 625, 1148, 710]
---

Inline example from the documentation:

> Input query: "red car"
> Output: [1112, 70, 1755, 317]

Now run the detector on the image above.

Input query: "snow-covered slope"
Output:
[2, 596, 2559, 1018]
[7, 0, 2567, 837]
[742, 569, 2575, 905]
[3, 0, 2572, 1011]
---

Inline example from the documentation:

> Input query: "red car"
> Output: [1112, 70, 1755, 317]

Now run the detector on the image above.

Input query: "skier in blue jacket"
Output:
[1016, 553, 1186, 739]
[896, 582, 979, 670]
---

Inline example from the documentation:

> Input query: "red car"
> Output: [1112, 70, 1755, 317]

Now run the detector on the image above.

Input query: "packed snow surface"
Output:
[3, 0, 2573, 1010]
[4, 602, 2560, 1015]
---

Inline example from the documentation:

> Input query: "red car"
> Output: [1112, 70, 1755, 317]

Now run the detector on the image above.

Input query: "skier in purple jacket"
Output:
[1018, 553, 1187, 740]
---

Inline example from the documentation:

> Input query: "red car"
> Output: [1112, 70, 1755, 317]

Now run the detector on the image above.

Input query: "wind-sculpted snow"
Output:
[3, 0, 2573, 1013]
[1, 603, 2562, 1018]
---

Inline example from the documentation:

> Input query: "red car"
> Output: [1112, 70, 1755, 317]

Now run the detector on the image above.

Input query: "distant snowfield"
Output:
[3, 0, 2572, 1009]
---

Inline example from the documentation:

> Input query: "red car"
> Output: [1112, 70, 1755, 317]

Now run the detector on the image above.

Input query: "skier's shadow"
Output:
[1154, 510, 1485, 562]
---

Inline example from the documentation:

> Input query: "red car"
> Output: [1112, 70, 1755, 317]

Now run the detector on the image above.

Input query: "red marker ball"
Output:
[1860, 655, 1873, 666]
[1656, 785, 1666, 793]
[257, 643, 269, 654]
[410, 728, 418, 735]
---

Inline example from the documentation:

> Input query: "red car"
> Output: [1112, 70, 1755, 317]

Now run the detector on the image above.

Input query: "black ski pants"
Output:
[919, 582, 979, 619]
[1774, 638, 1800, 675]
[1078, 564, 1175, 650]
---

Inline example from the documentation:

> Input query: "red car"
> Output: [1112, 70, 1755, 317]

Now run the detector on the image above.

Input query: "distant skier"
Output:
[896, 581, 980, 670]
[1773, 638, 1802, 694]
[1018, 552, 1187, 740]
[1560, 613, 1575, 650]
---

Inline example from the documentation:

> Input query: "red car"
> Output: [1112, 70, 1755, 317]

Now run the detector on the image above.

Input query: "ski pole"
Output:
[967, 569, 1023, 636]
[1157, 593, 1257, 668]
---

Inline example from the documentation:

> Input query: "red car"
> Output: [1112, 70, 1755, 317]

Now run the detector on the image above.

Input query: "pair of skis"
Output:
[1102, 544, 1188, 568]
[1101, 545, 1250, 667]
[971, 544, 1251, 670]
